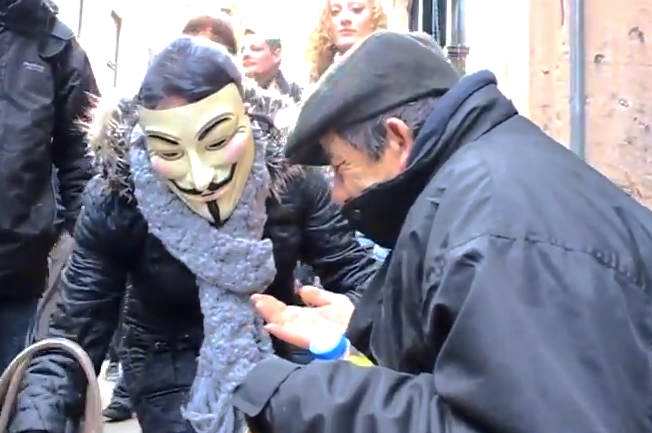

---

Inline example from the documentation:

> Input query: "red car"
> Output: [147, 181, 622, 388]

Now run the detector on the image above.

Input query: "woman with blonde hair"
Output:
[304, 0, 391, 263]
[306, 0, 388, 84]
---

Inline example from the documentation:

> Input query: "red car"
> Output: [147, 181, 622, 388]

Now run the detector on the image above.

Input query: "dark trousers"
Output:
[112, 374, 131, 402]
[108, 323, 132, 407]
[108, 327, 121, 364]
[0, 297, 39, 373]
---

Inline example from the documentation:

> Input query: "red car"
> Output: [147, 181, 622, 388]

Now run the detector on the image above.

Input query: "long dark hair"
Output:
[136, 36, 242, 110]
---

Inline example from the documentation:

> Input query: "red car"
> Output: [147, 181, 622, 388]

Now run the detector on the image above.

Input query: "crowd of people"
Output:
[2, 1, 652, 433]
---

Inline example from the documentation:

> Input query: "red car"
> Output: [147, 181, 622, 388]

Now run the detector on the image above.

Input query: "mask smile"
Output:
[171, 163, 237, 200]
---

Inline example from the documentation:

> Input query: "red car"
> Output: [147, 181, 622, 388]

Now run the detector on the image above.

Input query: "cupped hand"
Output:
[298, 285, 354, 328]
[252, 294, 346, 349]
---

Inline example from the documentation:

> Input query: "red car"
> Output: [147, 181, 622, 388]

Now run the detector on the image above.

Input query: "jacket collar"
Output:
[341, 71, 518, 249]
[260, 70, 288, 94]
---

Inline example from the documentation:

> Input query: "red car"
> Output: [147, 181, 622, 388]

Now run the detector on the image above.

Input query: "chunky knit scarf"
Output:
[129, 130, 276, 433]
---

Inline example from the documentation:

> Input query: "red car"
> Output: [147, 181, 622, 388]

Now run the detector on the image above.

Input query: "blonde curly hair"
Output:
[306, 0, 388, 84]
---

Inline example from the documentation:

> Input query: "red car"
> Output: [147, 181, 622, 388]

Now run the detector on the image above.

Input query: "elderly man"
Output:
[230, 31, 652, 433]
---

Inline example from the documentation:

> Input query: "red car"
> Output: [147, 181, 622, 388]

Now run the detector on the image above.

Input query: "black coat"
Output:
[233, 73, 652, 433]
[0, 0, 98, 298]
[9, 128, 377, 432]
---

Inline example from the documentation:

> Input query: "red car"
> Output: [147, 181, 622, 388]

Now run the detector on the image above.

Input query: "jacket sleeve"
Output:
[9, 181, 132, 433]
[299, 169, 377, 300]
[52, 36, 100, 234]
[233, 233, 637, 433]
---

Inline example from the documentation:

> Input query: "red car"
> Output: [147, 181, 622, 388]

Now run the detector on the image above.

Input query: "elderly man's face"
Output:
[322, 118, 413, 204]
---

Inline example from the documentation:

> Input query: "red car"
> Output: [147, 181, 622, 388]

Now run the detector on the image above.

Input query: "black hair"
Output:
[338, 97, 439, 161]
[137, 36, 242, 110]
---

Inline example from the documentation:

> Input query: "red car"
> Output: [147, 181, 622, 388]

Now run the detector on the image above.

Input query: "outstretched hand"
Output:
[298, 285, 354, 328]
[252, 291, 349, 349]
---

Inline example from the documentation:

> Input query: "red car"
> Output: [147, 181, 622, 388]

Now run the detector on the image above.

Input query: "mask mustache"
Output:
[171, 163, 236, 196]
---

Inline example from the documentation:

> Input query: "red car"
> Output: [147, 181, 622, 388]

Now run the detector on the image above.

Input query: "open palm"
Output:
[298, 285, 354, 327]
[252, 293, 346, 349]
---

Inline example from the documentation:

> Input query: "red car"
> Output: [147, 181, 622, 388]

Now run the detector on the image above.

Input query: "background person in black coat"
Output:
[0, 0, 98, 373]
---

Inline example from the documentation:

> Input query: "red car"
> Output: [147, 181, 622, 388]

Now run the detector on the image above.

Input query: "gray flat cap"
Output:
[285, 30, 460, 166]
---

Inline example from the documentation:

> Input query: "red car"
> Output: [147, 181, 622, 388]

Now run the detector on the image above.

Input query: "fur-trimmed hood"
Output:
[85, 83, 302, 200]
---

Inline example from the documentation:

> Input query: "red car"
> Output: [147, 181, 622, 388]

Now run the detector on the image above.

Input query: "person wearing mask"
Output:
[102, 16, 304, 423]
[101, 16, 304, 422]
[0, 0, 98, 373]
[225, 31, 652, 433]
[9, 36, 377, 433]
[241, 28, 302, 104]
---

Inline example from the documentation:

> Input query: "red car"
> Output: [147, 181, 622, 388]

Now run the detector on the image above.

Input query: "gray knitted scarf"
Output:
[129, 132, 276, 433]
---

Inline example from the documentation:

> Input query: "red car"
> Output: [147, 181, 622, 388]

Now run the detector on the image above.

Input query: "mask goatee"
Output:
[207, 201, 222, 224]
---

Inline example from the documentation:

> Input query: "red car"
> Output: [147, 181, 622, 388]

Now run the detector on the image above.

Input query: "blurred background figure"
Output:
[182, 14, 239, 55]
[306, 0, 388, 84]
[214, 0, 244, 45]
[241, 27, 302, 103]
[181, 13, 298, 126]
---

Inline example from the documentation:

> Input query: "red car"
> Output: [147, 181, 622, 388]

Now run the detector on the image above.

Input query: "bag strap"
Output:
[0, 338, 103, 433]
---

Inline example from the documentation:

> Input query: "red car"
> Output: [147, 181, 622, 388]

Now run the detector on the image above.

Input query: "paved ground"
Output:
[99, 363, 140, 433]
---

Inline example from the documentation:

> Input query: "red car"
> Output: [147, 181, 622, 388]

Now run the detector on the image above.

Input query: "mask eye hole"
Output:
[205, 125, 245, 151]
[147, 135, 183, 161]
[157, 151, 184, 161]
[206, 139, 228, 150]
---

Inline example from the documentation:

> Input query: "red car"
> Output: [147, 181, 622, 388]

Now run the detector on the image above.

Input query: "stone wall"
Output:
[529, 0, 652, 205]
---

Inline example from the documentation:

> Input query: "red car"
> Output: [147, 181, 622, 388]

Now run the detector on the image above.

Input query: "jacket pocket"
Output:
[122, 327, 198, 401]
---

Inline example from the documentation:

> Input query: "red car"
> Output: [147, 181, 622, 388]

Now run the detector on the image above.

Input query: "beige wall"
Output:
[382, 0, 410, 29]
[395, 0, 652, 205]
[56, 0, 152, 96]
[465, 0, 530, 115]
[529, 0, 652, 204]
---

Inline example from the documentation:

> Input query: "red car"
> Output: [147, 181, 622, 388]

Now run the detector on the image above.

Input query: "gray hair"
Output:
[337, 97, 438, 160]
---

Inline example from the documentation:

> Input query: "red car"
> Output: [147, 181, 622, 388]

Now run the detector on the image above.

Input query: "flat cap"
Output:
[285, 30, 460, 166]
